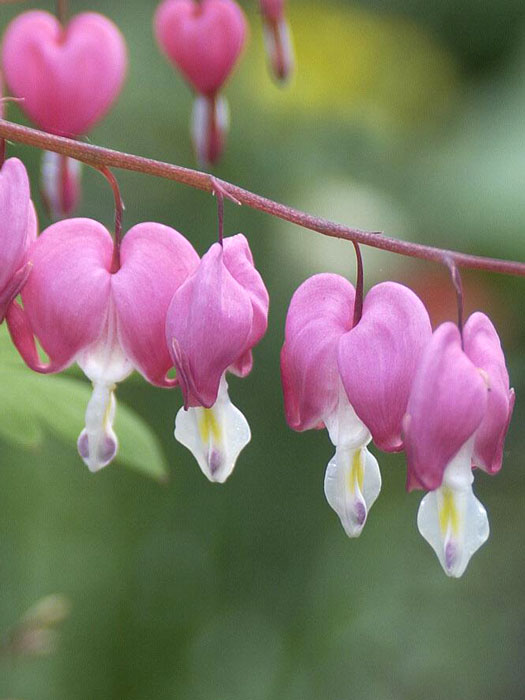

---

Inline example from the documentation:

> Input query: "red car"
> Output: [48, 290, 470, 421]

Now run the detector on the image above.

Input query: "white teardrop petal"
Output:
[324, 445, 381, 538]
[324, 383, 370, 450]
[417, 439, 490, 577]
[77, 382, 118, 473]
[174, 376, 251, 483]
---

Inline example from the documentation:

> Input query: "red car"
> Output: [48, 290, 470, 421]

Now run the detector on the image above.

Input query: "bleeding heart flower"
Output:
[0, 158, 37, 321]
[404, 313, 514, 577]
[2, 10, 127, 217]
[166, 234, 269, 483]
[281, 274, 432, 537]
[259, 0, 294, 83]
[7, 218, 199, 472]
[2, 11, 127, 136]
[154, 0, 247, 165]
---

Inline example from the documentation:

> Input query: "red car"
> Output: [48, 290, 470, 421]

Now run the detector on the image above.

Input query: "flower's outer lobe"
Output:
[167, 234, 269, 483]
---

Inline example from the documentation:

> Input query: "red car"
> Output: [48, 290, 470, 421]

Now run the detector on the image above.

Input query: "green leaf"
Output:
[0, 328, 168, 481]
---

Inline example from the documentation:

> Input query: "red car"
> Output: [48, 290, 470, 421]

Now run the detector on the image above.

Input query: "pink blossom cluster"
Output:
[0, 156, 269, 485]
[282, 275, 514, 577]
[0, 153, 515, 578]
[0, 1, 294, 218]
[0, 2, 516, 579]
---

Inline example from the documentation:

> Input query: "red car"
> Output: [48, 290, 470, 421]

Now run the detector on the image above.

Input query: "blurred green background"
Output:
[1, 0, 525, 698]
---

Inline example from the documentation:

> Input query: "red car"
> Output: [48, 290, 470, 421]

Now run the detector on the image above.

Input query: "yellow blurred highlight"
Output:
[241, 3, 458, 133]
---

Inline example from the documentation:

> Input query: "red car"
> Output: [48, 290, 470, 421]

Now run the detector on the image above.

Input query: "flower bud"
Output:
[154, 0, 247, 164]
[41, 152, 82, 220]
[260, 0, 294, 83]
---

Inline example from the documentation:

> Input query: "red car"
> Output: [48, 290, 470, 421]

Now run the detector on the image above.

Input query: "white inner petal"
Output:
[77, 300, 132, 385]
[417, 437, 490, 578]
[324, 444, 382, 538]
[76, 300, 132, 472]
[174, 375, 251, 484]
[323, 384, 381, 537]
[77, 383, 118, 473]
[324, 382, 370, 450]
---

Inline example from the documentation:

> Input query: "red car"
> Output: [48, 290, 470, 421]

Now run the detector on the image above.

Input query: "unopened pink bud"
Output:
[191, 94, 229, 166]
[154, 0, 247, 96]
[41, 152, 82, 220]
[259, 0, 294, 82]
[2, 11, 127, 137]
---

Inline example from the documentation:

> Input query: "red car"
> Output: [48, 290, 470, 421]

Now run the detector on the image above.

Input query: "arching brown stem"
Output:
[96, 165, 124, 273]
[352, 243, 364, 327]
[56, 0, 68, 25]
[0, 118, 524, 277]
[444, 256, 464, 345]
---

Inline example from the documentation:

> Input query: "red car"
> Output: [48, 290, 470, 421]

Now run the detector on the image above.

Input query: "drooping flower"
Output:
[281, 274, 432, 537]
[7, 218, 199, 472]
[0, 158, 37, 321]
[154, 0, 247, 165]
[259, 0, 294, 83]
[2, 11, 127, 217]
[166, 234, 269, 483]
[404, 313, 514, 577]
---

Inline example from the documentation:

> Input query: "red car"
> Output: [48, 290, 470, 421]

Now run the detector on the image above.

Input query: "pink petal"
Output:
[281, 274, 354, 432]
[16, 218, 112, 371]
[112, 223, 199, 387]
[338, 282, 432, 452]
[2, 11, 127, 136]
[0, 158, 33, 298]
[154, 0, 247, 96]
[41, 152, 82, 219]
[463, 312, 514, 474]
[166, 240, 255, 407]
[191, 94, 229, 166]
[404, 323, 488, 491]
[223, 234, 269, 377]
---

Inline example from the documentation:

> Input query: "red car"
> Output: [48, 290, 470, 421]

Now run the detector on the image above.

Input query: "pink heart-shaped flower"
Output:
[154, 0, 247, 96]
[2, 11, 127, 136]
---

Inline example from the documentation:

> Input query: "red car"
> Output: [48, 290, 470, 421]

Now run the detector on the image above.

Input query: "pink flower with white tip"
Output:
[404, 313, 514, 577]
[0, 158, 37, 321]
[166, 234, 269, 483]
[2, 11, 127, 218]
[259, 0, 294, 83]
[7, 218, 199, 472]
[281, 274, 432, 537]
[154, 0, 247, 165]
